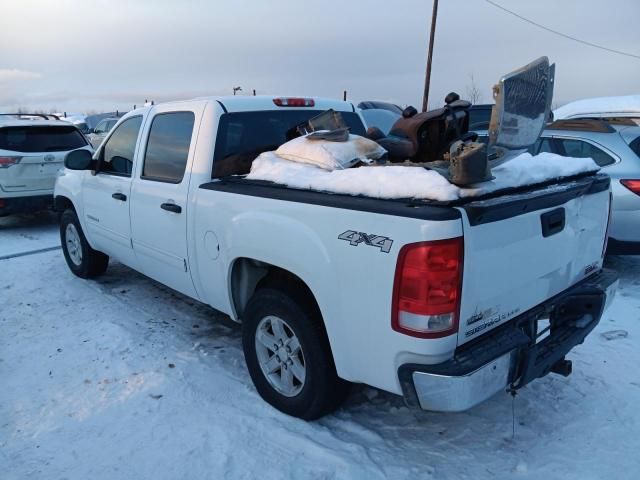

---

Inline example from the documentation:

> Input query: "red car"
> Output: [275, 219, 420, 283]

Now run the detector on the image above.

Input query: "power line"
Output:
[484, 0, 640, 60]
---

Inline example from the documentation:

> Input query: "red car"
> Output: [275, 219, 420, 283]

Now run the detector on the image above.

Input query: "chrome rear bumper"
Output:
[410, 351, 514, 412]
[399, 269, 618, 412]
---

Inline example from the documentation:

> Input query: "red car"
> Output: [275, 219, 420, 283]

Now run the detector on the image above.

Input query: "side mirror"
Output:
[86, 128, 94, 134]
[65, 149, 94, 170]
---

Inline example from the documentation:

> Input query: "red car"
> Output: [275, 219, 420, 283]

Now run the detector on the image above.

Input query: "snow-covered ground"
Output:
[2, 214, 640, 480]
[0, 211, 59, 258]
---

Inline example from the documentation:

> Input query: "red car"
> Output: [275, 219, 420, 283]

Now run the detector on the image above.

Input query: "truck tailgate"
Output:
[457, 173, 610, 345]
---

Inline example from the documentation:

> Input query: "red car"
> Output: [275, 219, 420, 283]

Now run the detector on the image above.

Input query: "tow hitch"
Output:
[550, 358, 572, 377]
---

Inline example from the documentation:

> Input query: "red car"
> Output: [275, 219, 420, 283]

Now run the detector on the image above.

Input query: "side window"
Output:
[142, 111, 195, 183]
[629, 136, 640, 159]
[100, 116, 143, 176]
[107, 120, 117, 131]
[556, 139, 615, 167]
[537, 137, 554, 154]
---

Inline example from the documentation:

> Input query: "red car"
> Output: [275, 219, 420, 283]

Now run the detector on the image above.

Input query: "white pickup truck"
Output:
[54, 94, 618, 420]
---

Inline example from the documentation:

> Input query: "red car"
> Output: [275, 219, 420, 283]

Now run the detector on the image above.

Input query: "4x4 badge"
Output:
[338, 230, 393, 253]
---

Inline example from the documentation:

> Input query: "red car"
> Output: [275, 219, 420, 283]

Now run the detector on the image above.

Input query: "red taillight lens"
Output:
[621, 179, 640, 196]
[0, 156, 21, 168]
[392, 238, 463, 338]
[273, 97, 315, 107]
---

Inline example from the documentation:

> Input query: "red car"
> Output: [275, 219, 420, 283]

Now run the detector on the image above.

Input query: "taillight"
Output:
[273, 97, 315, 107]
[620, 179, 640, 196]
[0, 156, 21, 168]
[392, 238, 463, 338]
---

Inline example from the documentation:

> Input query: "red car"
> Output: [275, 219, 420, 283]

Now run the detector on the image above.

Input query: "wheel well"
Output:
[230, 259, 322, 322]
[54, 195, 75, 214]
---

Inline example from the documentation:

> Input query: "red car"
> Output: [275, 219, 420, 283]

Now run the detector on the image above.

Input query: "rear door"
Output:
[457, 175, 610, 344]
[130, 103, 203, 298]
[0, 125, 87, 193]
[82, 115, 144, 267]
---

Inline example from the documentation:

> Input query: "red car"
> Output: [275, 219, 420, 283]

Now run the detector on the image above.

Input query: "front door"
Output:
[82, 115, 144, 268]
[130, 104, 202, 298]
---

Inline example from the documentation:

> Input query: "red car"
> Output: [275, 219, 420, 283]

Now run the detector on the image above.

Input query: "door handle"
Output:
[161, 203, 182, 214]
[112, 192, 127, 201]
[541, 208, 565, 237]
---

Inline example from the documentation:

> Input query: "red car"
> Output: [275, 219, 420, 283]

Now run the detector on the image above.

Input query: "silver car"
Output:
[528, 119, 640, 254]
[87, 117, 119, 148]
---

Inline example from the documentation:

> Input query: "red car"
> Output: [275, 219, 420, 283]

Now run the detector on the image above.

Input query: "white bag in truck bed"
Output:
[246, 150, 599, 202]
[275, 133, 386, 170]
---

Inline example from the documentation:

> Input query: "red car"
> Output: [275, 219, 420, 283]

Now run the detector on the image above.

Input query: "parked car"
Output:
[357, 100, 403, 115]
[468, 104, 494, 131]
[54, 113, 91, 134]
[0, 113, 92, 216]
[359, 108, 401, 135]
[87, 117, 119, 148]
[554, 95, 640, 121]
[55, 94, 616, 420]
[474, 118, 640, 254]
[535, 120, 640, 254]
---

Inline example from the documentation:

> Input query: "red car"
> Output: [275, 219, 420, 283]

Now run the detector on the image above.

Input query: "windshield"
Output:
[212, 110, 366, 177]
[0, 125, 87, 153]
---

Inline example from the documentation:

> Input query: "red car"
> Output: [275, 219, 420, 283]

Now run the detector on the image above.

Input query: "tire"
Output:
[60, 209, 109, 278]
[242, 287, 350, 420]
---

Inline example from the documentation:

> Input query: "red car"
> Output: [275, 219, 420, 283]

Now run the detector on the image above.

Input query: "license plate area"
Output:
[535, 318, 551, 344]
[40, 163, 62, 175]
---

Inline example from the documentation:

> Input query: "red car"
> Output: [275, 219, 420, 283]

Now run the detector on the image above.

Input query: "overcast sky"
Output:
[1, 0, 638, 113]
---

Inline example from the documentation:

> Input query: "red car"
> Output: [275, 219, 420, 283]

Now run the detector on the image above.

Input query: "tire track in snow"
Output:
[0, 245, 61, 260]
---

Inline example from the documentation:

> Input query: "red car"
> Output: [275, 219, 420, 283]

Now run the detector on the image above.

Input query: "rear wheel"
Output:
[60, 209, 109, 278]
[242, 287, 350, 420]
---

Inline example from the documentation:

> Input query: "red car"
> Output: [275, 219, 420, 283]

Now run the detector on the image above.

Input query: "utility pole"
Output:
[422, 0, 439, 112]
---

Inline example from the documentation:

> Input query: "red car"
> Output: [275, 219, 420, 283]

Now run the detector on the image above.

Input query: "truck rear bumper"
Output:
[399, 269, 618, 412]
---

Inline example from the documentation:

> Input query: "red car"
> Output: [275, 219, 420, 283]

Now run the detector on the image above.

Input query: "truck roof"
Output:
[124, 96, 357, 117]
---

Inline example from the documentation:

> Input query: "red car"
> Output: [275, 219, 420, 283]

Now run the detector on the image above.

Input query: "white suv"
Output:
[0, 114, 92, 216]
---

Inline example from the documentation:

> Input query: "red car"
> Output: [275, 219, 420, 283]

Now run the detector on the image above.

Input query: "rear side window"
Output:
[628, 136, 640, 159]
[142, 112, 195, 183]
[554, 138, 615, 167]
[0, 126, 87, 153]
[100, 116, 143, 176]
[212, 110, 366, 177]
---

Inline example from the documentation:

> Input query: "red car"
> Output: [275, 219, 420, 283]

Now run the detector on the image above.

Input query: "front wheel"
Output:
[242, 287, 350, 420]
[60, 209, 109, 278]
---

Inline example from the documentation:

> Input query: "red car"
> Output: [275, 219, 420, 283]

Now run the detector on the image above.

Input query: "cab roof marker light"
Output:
[273, 98, 315, 107]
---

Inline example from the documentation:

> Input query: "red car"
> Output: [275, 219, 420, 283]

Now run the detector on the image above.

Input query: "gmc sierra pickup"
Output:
[54, 95, 618, 420]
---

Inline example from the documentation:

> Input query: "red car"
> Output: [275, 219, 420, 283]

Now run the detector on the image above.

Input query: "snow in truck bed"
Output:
[246, 151, 599, 202]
